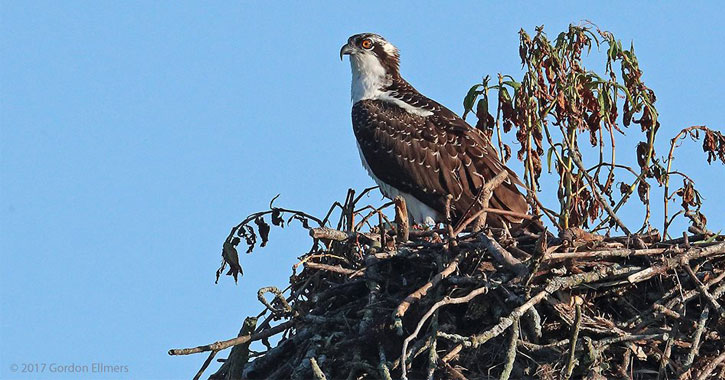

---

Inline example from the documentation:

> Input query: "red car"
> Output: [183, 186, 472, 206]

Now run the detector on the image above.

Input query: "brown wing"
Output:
[352, 99, 528, 224]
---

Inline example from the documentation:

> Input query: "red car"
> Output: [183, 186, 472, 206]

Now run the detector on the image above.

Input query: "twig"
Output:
[193, 350, 218, 380]
[453, 170, 511, 234]
[401, 286, 488, 379]
[564, 303, 582, 379]
[546, 246, 670, 261]
[499, 316, 519, 380]
[478, 233, 528, 276]
[682, 307, 710, 374]
[378, 344, 393, 380]
[439, 359, 468, 380]
[168, 320, 294, 356]
[627, 242, 725, 283]
[683, 264, 725, 318]
[441, 344, 463, 363]
[395, 196, 410, 242]
[518, 339, 570, 352]
[309, 227, 378, 243]
[695, 351, 725, 380]
[663, 126, 710, 239]
[309, 357, 327, 380]
[257, 286, 292, 315]
[394, 257, 460, 319]
[304, 262, 357, 276]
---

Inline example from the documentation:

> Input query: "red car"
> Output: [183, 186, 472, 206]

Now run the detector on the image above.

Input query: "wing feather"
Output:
[352, 99, 527, 224]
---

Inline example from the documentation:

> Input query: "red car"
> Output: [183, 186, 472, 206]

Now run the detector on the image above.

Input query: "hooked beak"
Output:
[340, 43, 354, 60]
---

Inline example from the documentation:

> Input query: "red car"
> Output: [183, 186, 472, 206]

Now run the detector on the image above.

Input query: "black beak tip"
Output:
[340, 44, 352, 61]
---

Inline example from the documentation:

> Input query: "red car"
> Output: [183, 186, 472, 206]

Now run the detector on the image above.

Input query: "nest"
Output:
[170, 191, 725, 380]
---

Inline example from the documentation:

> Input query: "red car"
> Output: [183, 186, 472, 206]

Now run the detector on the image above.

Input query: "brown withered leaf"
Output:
[676, 179, 698, 210]
[475, 98, 495, 135]
[637, 180, 650, 204]
[634, 106, 654, 132]
[588, 199, 602, 222]
[290, 214, 310, 229]
[255, 216, 271, 248]
[499, 88, 515, 127]
[585, 112, 601, 146]
[703, 130, 719, 164]
[503, 144, 512, 164]
[623, 99, 632, 127]
[636, 142, 650, 169]
[685, 210, 708, 230]
[217, 229, 243, 283]
[544, 58, 555, 82]
[651, 161, 666, 186]
[619, 182, 630, 196]
[271, 208, 284, 227]
[238, 225, 257, 253]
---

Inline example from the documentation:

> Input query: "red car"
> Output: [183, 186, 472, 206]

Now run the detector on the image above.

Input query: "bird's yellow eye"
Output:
[361, 39, 373, 49]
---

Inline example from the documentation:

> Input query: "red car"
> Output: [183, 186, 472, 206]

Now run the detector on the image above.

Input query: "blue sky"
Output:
[1, 2, 723, 379]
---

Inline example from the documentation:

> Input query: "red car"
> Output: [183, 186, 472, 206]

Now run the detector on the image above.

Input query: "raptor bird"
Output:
[340, 33, 528, 226]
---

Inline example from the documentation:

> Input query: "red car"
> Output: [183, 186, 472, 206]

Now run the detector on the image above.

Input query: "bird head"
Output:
[340, 33, 401, 101]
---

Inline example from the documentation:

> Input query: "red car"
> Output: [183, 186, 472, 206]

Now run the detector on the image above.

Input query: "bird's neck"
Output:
[349, 55, 403, 103]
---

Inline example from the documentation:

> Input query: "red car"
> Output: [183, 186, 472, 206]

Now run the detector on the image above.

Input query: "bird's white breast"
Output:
[355, 141, 441, 225]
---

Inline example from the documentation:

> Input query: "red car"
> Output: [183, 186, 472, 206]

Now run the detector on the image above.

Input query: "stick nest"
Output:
[173, 190, 725, 380]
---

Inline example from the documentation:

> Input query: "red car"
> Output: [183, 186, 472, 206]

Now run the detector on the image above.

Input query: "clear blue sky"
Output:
[1, 2, 723, 379]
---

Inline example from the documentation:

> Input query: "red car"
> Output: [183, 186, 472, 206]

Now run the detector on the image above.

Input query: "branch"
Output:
[564, 137, 631, 234]
[453, 170, 511, 234]
[401, 286, 489, 379]
[168, 320, 294, 356]
[478, 233, 528, 276]
[394, 257, 460, 319]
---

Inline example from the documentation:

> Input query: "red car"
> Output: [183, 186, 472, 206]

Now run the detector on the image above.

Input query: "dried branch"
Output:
[168, 320, 294, 356]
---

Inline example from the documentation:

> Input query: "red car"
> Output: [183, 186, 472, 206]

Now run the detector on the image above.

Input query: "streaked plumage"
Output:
[341, 33, 528, 225]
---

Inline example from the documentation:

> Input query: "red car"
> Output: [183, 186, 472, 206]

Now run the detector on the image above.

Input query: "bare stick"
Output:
[378, 345, 393, 380]
[438, 359, 468, 380]
[683, 264, 725, 318]
[304, 262, 357, 276]
[453, 170, 511, 235]
[394, 196, 410, 242]
[169, 320, 294, 356]
[499, 316, 519, 380]
[564, 303, 582, 379]
[441, 344, 462, 363]
[478, 233, 528, 276]
[663, 126, 710, 238]
[193, 350, 218, 380]
[310, 357, 327, 380]
[401, 286, 489, 379]
[394, 257, 460, 319]
[627, 242, 725, 284]
[682, 307, 710, 372]
[546, 246, 669, 261]
[695, 351, 725, 380]
[309, 227, 379, 243]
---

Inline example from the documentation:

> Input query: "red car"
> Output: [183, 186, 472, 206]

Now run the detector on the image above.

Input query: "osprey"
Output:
[340, 33, 528, 225]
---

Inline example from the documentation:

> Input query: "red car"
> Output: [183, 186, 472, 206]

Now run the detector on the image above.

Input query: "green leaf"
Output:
[502, 80, 521, 90]
[546, 146, 556, 173]
[463, 84, 483, 119]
